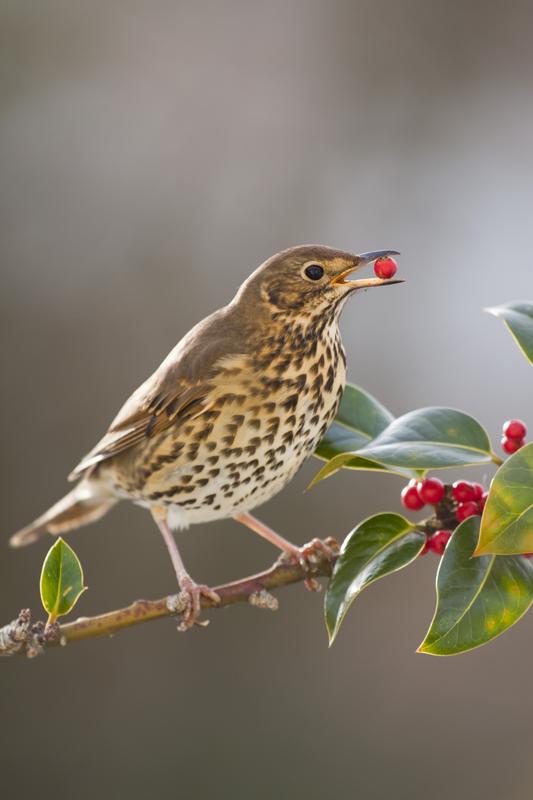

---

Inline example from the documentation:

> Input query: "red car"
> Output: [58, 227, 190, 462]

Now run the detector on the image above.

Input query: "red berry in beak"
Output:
[374, 256, 398, 280]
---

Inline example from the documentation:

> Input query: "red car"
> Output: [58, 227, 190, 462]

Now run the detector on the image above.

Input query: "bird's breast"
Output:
[106, 322, 346, 524]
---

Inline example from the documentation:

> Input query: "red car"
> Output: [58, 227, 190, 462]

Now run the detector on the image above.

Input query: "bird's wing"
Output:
[68, 307, 248, 480]
[68, 374, 212, 480]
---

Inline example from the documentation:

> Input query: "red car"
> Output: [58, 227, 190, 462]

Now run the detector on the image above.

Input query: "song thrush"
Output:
[11, 245, 402, 628]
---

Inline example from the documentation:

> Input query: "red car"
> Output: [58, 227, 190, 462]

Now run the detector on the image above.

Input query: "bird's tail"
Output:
[9, 481, 117, 548]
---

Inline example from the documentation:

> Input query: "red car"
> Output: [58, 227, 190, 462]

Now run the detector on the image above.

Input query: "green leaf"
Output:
[418, 517, 533, 656]
[312, 383, 418, 485]
[309, 453, 418, 488]
[325, 513, 425, 644]
[40, 537, 86, 622]
[315, 383, 394, 461]
[475, 442, 533, 556]
[486, 301, 533, 365]
[355, 407, 493, 469]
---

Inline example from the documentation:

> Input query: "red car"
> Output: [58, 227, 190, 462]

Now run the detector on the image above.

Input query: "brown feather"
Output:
[68, 301, 256, 480]
[10, 484, 117, 547]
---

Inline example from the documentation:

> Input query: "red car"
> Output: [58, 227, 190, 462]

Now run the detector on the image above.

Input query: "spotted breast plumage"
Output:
[11, 245, 401, 628]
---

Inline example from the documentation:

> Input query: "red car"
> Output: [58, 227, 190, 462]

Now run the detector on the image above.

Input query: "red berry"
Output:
[472, 483, 484, 500]
[456, 501, 479, 522]
[502, 436, 525, 454]
[503, 419, 527, 440]
[479, 491, 489, 512]
[451, 481, 476, 503]
[401, 485, 425, 510]
[374, 256, 397, 280]
[429, 530, 452, 555]
[416, 477, 445, 505]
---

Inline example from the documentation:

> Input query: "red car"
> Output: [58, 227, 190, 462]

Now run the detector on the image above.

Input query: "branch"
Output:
[0, 538, 339, 658]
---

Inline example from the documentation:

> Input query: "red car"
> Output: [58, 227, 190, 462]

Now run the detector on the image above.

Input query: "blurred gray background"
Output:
[1, 1, 533, 798]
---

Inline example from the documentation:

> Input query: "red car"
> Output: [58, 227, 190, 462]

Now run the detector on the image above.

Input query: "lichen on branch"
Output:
[0, 538, 338, 658]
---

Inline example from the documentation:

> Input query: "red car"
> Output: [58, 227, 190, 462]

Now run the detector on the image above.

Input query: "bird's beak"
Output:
[357, 249, 401, 264]
[331, 249, 404, 289]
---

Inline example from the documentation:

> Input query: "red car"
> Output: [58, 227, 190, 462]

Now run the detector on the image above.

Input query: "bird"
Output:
[10, 245, 402, 628]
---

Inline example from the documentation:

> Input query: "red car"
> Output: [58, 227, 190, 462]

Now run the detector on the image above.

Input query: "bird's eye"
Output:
[304, 263, 324, 281]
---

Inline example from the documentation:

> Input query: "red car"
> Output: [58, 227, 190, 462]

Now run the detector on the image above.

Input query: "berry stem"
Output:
[490, 453, 504, 466]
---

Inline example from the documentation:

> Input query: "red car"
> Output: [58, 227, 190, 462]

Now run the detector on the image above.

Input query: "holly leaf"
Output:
[40, 537, 86, 622]
[418, 517, 533, 656]
[475, 442, 533, 556]
[354, 407, 493, 469]
[309, 453, 418, 488]
[486, 301, 533, 365]
[315, 383, 394, 461]
[312, 384, 419, 485]
[325, 513, 425, 644]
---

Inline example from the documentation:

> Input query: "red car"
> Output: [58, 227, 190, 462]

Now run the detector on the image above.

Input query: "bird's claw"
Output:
[300, 537, 336, 564]
[176, 576, 220, 631]
[286, 538, 337, 593]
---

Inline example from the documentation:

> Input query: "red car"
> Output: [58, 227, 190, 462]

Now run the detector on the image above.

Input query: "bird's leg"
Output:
[233, 511, 335, 591]
[234, 511, 301, 558]
[152, 509, 220, 630]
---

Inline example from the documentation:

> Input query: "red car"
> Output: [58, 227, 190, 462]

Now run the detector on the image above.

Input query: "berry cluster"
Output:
[401, 478, 445, 510]
[501, 419, 527, 454]
[451, 480, 487, 519]
[400, 477, 488, 557]
[398, 418, 529, 558]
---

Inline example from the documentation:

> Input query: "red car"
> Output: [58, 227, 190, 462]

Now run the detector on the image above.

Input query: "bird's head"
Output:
[236, 244, 403, 320]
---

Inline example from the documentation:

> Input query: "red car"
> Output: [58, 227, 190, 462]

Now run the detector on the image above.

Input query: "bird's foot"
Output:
[282, 537, 339, 592]
[176, 575, 220, 631]
[300, 538, 338, 591]
[301, 537, 337, 563]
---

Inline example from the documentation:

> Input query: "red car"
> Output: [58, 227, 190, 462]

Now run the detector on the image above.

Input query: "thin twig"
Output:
[0, 539, 339, 658]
